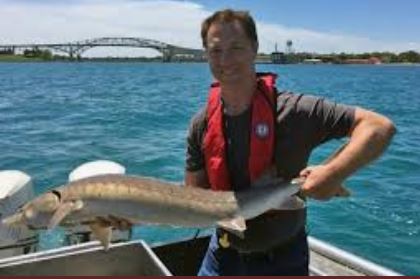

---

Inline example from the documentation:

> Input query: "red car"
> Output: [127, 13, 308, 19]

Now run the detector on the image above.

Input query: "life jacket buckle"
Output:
[218, 232, 231, 248]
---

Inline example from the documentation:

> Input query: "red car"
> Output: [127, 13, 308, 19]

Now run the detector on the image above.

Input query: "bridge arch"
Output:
[0, 37, 204, 61]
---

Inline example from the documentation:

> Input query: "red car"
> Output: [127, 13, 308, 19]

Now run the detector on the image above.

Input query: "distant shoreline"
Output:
[1, 60, 419, 66]
[1, 55, 420, 66]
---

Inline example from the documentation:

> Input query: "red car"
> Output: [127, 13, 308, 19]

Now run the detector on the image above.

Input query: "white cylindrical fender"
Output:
[66, 160, 130, 245]
[68, 160, 126, 182]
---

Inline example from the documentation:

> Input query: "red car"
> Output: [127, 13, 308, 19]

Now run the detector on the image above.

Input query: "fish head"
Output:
[2, 192, 61, 229]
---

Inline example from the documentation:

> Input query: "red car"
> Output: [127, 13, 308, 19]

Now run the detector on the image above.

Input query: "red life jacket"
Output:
[203, 73, 277, 191]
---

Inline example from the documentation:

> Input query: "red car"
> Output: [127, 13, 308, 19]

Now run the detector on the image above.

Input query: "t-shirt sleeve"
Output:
[185, 109, 206, 172]
[294, 94, 356, 147]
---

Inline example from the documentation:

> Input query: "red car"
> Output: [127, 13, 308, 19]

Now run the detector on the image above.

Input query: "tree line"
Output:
[275, 50, 420, 64]
[2, 48, 419, 63]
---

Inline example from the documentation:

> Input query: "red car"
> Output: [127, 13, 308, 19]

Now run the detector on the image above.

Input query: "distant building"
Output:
[344, 57, 382, 64]
[255, 53, 272, 64]
[368, 57, 382, 64]
[271, 51, 286, 64]
[303, 58, 323, 64]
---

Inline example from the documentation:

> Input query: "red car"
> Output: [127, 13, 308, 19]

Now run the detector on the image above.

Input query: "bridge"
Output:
[0, 37, 205, 61]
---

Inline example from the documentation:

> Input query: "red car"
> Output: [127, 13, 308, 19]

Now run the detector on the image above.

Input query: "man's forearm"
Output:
[326, 108, 396, 181]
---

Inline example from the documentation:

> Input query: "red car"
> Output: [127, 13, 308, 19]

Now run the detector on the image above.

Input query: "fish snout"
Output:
[2, 205, 40, 228]
[2, 212, 25, 228]
[2, 192, 61, 229]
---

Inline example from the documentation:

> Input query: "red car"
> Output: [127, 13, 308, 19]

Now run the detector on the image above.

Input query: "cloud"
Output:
[0, 0, 418, 57]
[257, 22, 420, 54]
[0, 0, 208, 56]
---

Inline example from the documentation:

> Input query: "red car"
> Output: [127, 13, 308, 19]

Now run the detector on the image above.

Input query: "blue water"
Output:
[0, 62, 419, 275]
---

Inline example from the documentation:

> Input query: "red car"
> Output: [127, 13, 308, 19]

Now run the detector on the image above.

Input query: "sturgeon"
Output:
[2, 174, 305, 249]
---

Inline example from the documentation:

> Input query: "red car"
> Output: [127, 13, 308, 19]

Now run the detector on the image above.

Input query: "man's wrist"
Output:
[324, 161, 350, 182]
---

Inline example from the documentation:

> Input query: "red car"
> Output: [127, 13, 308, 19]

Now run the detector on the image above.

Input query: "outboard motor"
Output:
[0, 170, 38, 258]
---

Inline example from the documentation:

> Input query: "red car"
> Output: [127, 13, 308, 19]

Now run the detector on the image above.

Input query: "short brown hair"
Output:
[201, 9, 258, 49]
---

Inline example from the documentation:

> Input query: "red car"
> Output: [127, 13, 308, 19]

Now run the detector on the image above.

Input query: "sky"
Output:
[1, 0, 419, 57]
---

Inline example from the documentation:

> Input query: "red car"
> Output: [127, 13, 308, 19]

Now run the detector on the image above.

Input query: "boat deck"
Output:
[152, 235, 399, 276]
[0, 235, 401, 276]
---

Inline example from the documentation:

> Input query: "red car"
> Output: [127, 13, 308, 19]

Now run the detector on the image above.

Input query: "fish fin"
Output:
[90, 222, 112, 251]
[273, 196, 306, 210]
[217, 216, 247, 238]
[48, 201, 83, 230]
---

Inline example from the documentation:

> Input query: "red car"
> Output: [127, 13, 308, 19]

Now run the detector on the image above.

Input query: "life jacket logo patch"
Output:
[255, 122, 270, 139]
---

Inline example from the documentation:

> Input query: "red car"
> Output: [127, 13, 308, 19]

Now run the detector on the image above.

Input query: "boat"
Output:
[0, 161, 403, 276]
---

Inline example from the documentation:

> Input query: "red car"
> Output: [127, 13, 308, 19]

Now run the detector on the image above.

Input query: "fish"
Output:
[2, 174, 305, 249]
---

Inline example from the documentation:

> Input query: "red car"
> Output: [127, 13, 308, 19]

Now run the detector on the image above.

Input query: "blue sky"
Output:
[1, 0, 419, 55]
[196, 0, 420, 42]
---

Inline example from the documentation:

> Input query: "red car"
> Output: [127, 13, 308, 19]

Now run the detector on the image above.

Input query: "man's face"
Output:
[206, 20, 257, 84]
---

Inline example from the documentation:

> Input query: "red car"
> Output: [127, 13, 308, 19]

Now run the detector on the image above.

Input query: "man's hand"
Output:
[300, 108, 395, 201]
[299, 165, 350, 200]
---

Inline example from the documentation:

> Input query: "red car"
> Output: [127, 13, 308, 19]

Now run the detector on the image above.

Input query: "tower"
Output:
[286, 40, 293, 54]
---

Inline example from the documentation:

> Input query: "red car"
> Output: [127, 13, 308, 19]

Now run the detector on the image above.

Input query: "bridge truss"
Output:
[0, 37, 205, 61]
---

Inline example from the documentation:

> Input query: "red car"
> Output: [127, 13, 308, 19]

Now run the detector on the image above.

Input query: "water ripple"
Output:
[1, 63, 419, 274]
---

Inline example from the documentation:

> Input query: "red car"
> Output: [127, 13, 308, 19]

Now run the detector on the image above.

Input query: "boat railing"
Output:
[308, 236, 402, 276]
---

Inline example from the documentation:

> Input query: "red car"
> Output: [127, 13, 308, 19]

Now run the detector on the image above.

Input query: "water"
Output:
[1, 62, 419, 275]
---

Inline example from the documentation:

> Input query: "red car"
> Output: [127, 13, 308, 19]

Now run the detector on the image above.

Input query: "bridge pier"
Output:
[161, 48, 174, 62]
[68, 45, 77, 60]
[162, 54, 172, 62]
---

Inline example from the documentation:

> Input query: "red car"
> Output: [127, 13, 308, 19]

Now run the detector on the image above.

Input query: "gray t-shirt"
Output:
[186, 91, 355, 251]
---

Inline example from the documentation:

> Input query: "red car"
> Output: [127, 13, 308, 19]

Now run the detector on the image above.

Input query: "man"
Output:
[185, 9, 395, 276]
